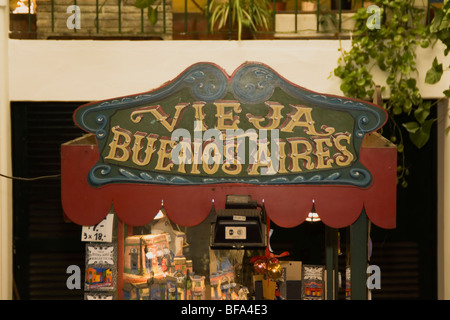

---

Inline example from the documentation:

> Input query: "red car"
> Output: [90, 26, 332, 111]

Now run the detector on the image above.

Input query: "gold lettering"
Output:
[131, 132, 158, 166]
[192, 102, 208, 131]
[313, 137, 334, 169]
[190, 138, 202, 174]
[215, 101, 241, 130]
[174, 141, 192, 174]
[277, 140, 288, 174]
[247, 102, 284, 130]
[333, 133, 354, 166]
[155, 138, 176, 171]
[287, 137, 314, 172]
[104, 101, 359, 179]
[280, 105, 335, 136]
[222, 162, 242, 175]
[202, 140, 221, 175]
[248, 140, 277, 175]
[130, 103, 189, 133]
[222, 137, 242, 175]
[105, 126, 132, 162]
[222, 161, 242, 176]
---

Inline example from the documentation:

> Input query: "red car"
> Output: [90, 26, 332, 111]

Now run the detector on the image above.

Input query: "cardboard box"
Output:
[253, 274, 277, 300]
[279, 261, 302, 300]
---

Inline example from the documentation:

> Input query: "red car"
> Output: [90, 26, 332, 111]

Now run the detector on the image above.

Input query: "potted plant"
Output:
[274, 0, 287, 12]
[208, 0, 273, 40]
[301, 0, 316, 12]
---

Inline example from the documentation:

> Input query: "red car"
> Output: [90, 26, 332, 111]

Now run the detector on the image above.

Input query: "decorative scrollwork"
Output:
[88, 165, 112, 186]
[231, 64, 278, 104]
[349, 168, 371, 186]
[182, 65, 227, 102]
[94, 114, 108, 139]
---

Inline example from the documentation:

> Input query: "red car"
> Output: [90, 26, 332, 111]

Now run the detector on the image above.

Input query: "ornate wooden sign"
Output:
[74, 62, 387, 189]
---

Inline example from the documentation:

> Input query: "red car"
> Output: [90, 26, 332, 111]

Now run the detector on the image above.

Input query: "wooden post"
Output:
[117, 219, 124, 300]
[325, 226, 338, 300]
[350, 209, 368, 300]
[438, 98, 450, 299]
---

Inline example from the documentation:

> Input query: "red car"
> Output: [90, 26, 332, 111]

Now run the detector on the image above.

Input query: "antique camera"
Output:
[210, 195, 266, 249]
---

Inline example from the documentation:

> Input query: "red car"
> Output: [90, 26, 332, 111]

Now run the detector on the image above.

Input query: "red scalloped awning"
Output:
[61, 132, 396, 229]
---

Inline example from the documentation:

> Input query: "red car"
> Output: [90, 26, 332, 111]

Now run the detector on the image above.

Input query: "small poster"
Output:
[81, 213, 114, 243]
[84, 292, 115, 300]
[85, 243, 117, 292]
[346, 266, 351, 300]
[301, 264, 324, 300]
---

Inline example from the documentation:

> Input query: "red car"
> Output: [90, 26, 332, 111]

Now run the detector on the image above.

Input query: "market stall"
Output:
[61, 62, 396, 300]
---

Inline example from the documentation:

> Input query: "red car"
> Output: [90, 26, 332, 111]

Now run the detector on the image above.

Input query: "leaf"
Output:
[444, 88, 450, 98]
[134, 0, 151, 9]
[148, 7, 158, 26]
[334, 65, 345, 78]
[393, 105, 402, 115]
[242, 18, 251, 28]
[404, 119, 436, 149]
[401, 14, 410, 23]
[446, 126, 450, 135]
[429, 6, 444, 33]
[403, 99, 412, 114]
[356, 78, 366, 86]
[401, 65, 411, 75]
[414, 105, 430, 125]
[402, 121, 420, 134]
[425, 57, 443, 84]
[406, 78, 416, 89]
[340, 82, 351, 94]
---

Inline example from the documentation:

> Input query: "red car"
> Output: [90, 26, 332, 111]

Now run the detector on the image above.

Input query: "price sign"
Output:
[81, 214, 114, 243]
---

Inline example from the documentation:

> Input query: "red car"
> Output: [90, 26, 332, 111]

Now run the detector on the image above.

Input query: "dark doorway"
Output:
[12, 101, 87, 300]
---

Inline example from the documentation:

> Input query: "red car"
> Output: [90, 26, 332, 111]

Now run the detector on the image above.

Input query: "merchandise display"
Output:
[79, 204, 337, 300]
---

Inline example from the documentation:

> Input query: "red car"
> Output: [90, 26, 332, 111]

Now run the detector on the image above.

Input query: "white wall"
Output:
[8, 39, 450, 102]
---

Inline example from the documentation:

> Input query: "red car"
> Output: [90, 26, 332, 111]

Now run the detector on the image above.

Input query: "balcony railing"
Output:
[8, 0, 436, 40]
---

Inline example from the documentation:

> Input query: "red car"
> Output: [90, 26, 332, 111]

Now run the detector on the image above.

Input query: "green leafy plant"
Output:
[208, 0, 273, 40]
[319, 9, 338, 32]
[425, 2, 450, 104]
[333, 0, 436, 188]
[134, 0, 160, 26]
[429, 1, 450, 56]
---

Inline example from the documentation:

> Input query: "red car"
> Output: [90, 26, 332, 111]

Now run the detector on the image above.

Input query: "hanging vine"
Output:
[333, 0, 447, 188]
[426, 1, 450, 106]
